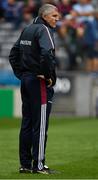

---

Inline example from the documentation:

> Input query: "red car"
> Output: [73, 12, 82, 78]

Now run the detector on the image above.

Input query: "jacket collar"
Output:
[33, 16, 53, 30]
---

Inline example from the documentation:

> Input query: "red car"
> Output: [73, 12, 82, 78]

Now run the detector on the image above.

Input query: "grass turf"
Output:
[0, 117, 98, 179]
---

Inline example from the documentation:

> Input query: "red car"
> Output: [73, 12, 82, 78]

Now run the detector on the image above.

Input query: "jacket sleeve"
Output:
[38, 25, 56, 79]
[9, 35, 22, 79]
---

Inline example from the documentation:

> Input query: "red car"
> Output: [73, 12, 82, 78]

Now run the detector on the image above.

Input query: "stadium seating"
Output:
[0, 22, 21, 85]
[0, 22, 21, 70]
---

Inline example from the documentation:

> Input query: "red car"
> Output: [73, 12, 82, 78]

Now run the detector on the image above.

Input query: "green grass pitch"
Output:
[0, 117, 98, 179]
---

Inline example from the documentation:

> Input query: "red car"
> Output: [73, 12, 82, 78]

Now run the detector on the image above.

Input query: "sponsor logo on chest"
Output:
[20, 40, 32, 46]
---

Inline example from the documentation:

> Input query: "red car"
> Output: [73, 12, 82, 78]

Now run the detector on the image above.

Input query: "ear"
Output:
[42, 14, 47, 21]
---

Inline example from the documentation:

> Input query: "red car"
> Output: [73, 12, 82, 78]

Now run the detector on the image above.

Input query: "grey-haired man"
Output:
[9, 4, 59, 174]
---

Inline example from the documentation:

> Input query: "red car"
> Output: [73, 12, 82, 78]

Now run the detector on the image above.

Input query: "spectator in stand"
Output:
[93, 8, 98, 55]
[25, 0, 40, 18]
[85, 8, 98, 71]
[0, 0, 9, 21]
[57, 0, 72, 16]
[76, 20, 97, 72]
[92, 0, 98, 8]
[93, 9, 98, 70]
[70, 0, 78, 6]
[55, 14, 83, 71]
[71, 0, 94, 23]
[0, 0, 8, 10]
[4, 0, 24, 28]
[41, 0, 56, 5]
[21, 8, 33, 29]
[63, 14, 81, 70]
[75, 24, 85, 64]
[54, 20, 69, 70]
[0, 0, 5, 20]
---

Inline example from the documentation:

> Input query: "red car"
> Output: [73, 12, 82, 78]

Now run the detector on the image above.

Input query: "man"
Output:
[72, 0, 94, 23]
[9, 4, 59, 174]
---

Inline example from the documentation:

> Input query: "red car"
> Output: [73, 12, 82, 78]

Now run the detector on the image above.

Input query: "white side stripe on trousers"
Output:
[38, 104, 47, 170]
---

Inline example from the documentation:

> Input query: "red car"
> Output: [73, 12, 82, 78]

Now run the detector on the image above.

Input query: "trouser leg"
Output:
[42, 87, 54, 165]
[20, 75, 43, 169]
[19, 78, 32, 168]
[32, 79, 48, 170]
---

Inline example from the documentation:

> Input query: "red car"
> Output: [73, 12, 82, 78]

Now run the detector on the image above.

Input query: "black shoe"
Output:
[33, 167, 50, 174]
[19, 167, 32, 173]
[44, 165, 58, 174]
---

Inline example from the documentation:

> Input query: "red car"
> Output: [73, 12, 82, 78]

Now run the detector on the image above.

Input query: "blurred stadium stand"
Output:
[0, 22, 20, 70]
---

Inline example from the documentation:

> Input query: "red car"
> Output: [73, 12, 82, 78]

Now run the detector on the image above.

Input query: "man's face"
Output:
[43, 9, 60, 28]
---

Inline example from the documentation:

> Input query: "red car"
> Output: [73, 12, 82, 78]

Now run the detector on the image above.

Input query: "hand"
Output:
[46, 78, 53, 87]
[37, 75, 45, 79]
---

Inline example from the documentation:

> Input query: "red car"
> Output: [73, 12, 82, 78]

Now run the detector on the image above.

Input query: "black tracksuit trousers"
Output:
[19, 74, 54, 170]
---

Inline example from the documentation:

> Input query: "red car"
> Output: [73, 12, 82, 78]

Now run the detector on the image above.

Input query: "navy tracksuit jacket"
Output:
[9, 17, 56, 170]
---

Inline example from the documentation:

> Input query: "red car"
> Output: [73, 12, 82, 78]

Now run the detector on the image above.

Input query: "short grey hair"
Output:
[38, 4, 58, 17]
